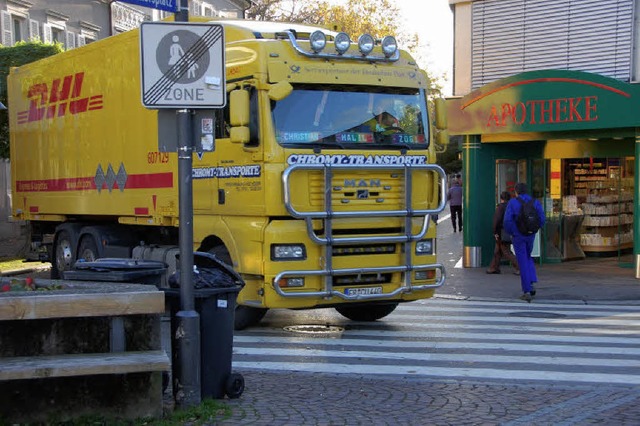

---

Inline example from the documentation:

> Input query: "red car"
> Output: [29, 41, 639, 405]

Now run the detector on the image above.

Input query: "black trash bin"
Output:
[63, 258, 167, 285]
[164, 251, 245, 399]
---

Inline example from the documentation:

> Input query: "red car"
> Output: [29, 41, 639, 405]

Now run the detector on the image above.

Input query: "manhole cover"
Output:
[283, 324, 344, 334]
[509, 311, 567, 319]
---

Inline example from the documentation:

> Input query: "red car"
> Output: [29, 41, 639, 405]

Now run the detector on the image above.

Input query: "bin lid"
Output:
[73, 258, 167, 271]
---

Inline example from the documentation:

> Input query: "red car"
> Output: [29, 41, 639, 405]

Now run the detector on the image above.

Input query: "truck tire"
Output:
[207, 245, 268, 330]
[52, 230, 75, 279]
[335, 303, 399, 322]
[77, 235, 99, 262]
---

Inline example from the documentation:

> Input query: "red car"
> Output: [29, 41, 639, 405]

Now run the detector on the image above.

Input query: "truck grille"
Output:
[332, 273, 392, 286]
[309, 171, 404, 209]
[331, 243, 396, 256]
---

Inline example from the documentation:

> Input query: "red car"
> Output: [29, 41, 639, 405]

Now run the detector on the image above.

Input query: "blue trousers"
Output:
[512, 234, 537, 293]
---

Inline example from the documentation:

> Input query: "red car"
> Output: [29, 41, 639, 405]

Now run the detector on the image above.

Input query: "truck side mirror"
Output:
[230, 89, 250, 144]
[433, 97, 449, 153]
[434, 97, 447, 130]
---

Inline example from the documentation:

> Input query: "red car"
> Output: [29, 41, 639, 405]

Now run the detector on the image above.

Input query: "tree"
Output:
[246, 0, 443, 96]
[436, 135, 462, 176]
[0, 41, 63, 159]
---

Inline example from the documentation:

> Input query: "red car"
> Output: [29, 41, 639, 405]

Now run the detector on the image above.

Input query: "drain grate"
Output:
[283, 324, 345, 335]
[509, 311, 567, 319]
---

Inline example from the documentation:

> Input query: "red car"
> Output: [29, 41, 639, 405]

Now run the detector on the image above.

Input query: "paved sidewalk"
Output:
[435, 212, 640, 305]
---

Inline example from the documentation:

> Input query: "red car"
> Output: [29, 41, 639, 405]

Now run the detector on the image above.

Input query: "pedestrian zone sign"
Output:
[140, 22, 226, 109]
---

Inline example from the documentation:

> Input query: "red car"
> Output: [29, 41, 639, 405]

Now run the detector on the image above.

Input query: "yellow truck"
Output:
[8, 19, 447, 329]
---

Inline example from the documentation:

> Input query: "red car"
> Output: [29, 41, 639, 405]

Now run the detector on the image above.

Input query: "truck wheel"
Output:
[335, 303, 399, 322]
[52, 230, 74, 279]
[78, 235, 99, 262]
[225, 372, 244, 399]
[234, 306, 268, 330]
[206, 245, 268, 330]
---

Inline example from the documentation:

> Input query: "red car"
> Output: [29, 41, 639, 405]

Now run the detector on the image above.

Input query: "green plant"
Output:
[0, 398, 231, 426]
[0, 41, 63, 158]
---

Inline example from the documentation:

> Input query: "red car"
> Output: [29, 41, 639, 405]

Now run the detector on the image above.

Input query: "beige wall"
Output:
[449, 0, 473, 96]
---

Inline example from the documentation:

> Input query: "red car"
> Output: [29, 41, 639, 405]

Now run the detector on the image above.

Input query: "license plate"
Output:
[345, 286, 383, 296]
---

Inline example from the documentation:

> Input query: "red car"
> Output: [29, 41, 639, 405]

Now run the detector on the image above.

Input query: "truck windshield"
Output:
[271, 86, 429, 149]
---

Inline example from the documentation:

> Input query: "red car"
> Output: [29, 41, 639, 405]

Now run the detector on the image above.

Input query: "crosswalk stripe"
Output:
[232, 299, 640, 385]
[231, 361, 640, 385]
[234, 335, 640, 356]
[234, 347, 640, 368]
[404, 300, 640, 314]
[241, 327, 640, 345]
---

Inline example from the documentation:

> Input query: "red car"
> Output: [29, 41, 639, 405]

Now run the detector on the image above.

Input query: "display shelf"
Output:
[582, 242, 633, 252]
[578, 177, 633, 254]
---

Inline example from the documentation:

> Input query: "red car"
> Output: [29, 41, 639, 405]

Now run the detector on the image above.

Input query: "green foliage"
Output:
[436, 135, 462, 175]
[0, 41, 63, 158]
[0, 398, 231, 426]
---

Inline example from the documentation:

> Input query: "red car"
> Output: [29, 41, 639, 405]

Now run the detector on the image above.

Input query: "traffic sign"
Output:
[119, 0, 178, 13]
[140, 22, 226, 109]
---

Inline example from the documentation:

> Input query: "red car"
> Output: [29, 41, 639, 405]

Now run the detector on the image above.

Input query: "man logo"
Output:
[357, 189, 369, 199]
[344, 179, 381, 188]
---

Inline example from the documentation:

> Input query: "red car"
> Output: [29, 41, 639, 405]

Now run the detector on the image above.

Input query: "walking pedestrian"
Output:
[503, 182, 545, 302]
[447, 180, 463, 233]
[486, 191, 519, 275]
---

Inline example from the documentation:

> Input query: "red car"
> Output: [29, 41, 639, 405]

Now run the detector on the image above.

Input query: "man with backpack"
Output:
[503, 182, 546, 302]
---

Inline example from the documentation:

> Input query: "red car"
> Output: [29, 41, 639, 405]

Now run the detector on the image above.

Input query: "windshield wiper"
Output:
[311, 141, 347, 150]
[372, 142, 415, 150]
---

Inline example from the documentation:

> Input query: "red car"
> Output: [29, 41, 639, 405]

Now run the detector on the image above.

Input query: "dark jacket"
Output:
[447, 182, 463, 206]
[503, 194, 546, 239]
[492, 202, 508, 235]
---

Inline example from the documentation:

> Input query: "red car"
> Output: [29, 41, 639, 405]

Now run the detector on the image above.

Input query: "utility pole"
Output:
[173, 0, 201, 408]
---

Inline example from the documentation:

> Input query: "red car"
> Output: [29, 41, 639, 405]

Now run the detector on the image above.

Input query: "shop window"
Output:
[564, 157, 634, 259]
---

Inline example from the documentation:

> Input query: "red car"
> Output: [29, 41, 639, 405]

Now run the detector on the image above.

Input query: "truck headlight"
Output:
[334, 32, 351, 54]
[415, 239, 434, 255]
[415, 270, 436, 280]
[277, 277, 305, 287]
[358, 34, 375, 55]
[271, 244, 307, 260]
[310, 30, 326, 53]
[381, 35, 397, 57]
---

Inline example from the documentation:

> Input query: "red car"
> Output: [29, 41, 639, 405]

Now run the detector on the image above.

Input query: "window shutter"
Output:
[29, 19, 40, 41]
[77, 34, 86, 47]
[1, 11, 14, 46]
[190, 0, 201, 16]
[65, 31, 75, 49]
[472, 0, 633, 89]
[43, 23, 52, 43]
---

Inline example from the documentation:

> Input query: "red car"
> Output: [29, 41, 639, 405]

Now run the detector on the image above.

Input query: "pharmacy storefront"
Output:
[446, 69, 639, 275]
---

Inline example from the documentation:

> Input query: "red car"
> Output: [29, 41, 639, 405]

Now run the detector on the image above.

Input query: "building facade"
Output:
[447, 0, 640, 276]
[0, 0, 251, 49]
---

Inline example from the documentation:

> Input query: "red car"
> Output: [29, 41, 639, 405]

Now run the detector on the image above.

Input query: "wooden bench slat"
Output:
[0, 350, 170, 381]
[0, 290, 164, 321]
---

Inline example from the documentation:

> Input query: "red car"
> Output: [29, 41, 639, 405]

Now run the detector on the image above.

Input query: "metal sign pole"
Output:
[174, 0, 201, 408]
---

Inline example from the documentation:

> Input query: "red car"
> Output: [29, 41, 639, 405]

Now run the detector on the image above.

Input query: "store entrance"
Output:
[495, 156, 634, 268]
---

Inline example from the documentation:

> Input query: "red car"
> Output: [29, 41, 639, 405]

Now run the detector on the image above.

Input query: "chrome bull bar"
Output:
[276, 162, 448, 300]
[273, 263, 446, 300]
